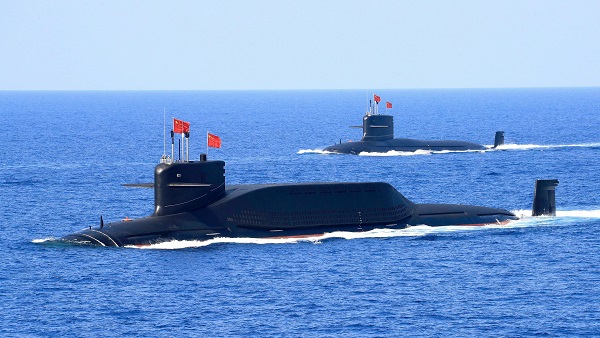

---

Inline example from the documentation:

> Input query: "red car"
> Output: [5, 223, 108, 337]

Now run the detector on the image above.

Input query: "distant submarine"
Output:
[323, 96, 505, 154]
[60, 131, 557, 247]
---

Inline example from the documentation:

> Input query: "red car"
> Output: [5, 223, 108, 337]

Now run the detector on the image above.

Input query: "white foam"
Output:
[358, 149, 434, 156]
[507, 209, 600, 229]
[130, 236, 318, 249]
[32, 237, 55, 243]
[433, 149, 487, 154]
[495, 142, 600, 151]
[123, 224, 517, 250]
[297, 149, 335, 155]
[511, 209, 600, 219]
[557, 209, 600, 218]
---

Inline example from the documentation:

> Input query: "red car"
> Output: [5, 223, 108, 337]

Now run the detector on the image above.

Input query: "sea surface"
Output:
[1, 89, 599, 337]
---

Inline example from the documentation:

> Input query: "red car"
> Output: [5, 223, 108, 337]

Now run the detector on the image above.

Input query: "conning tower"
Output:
[362, 114, 394, 141]
[154, 157, 225, 216]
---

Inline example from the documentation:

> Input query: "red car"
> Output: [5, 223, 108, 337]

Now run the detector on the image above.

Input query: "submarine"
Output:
[60, 129, 558, 247]
[323, 96, 504, 154]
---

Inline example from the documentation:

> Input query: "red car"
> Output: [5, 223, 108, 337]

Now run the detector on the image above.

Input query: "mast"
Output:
[171, 130, 174, 162]
[185, 132, 189, 162]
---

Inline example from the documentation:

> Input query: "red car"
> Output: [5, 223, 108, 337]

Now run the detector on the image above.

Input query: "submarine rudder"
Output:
[493, 131, 505, 148]
[532, 179, 559, 216]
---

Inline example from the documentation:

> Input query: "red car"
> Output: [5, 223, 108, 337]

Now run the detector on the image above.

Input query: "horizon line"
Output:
[1, 85, 599, 92]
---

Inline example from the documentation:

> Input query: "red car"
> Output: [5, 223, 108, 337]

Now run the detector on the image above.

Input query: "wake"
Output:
[297, 149, 335, 155]
[494, 142, 600, 151]
[358, 149, 481, 156]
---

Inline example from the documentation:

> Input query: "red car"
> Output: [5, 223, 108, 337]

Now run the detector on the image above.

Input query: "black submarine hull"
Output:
[62, 179, 518, 247]
[323, 138, 487, 154]
[323, 110, 502, 154]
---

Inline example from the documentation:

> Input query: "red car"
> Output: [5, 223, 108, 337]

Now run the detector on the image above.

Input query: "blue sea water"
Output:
[1, 88, 600, 336]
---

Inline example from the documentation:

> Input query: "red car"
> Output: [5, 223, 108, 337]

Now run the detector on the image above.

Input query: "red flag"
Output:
[173, 118, 190, 133]
[386, 101, 392, 108]
[373, 94, 381, 103]
[208, 133, 221, 148]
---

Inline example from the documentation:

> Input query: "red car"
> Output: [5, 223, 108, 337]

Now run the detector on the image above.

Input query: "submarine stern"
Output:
[409, 204, 518, 227]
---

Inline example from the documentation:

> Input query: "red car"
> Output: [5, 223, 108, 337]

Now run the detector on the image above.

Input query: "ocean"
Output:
[1, 88, 599, 336]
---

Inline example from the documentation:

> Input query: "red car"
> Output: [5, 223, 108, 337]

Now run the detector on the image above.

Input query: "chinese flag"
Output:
[208, 133, 222, 148]
[173, 118, 190, 133]
[373, 94, 381, 103]
[386, 101, 392, 108]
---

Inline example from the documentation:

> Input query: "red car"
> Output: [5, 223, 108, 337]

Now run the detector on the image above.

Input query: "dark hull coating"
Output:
[322, 112, 497, 154]
[323, 138, 487, 154]
[62, 181, 517, 247]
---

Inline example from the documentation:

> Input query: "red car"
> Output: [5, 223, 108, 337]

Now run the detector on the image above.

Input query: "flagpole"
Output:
[180, 132, 184, 162]
[206, 131, 209, 158]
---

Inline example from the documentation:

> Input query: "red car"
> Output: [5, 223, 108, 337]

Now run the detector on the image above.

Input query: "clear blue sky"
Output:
[1, 0, 599, 90]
